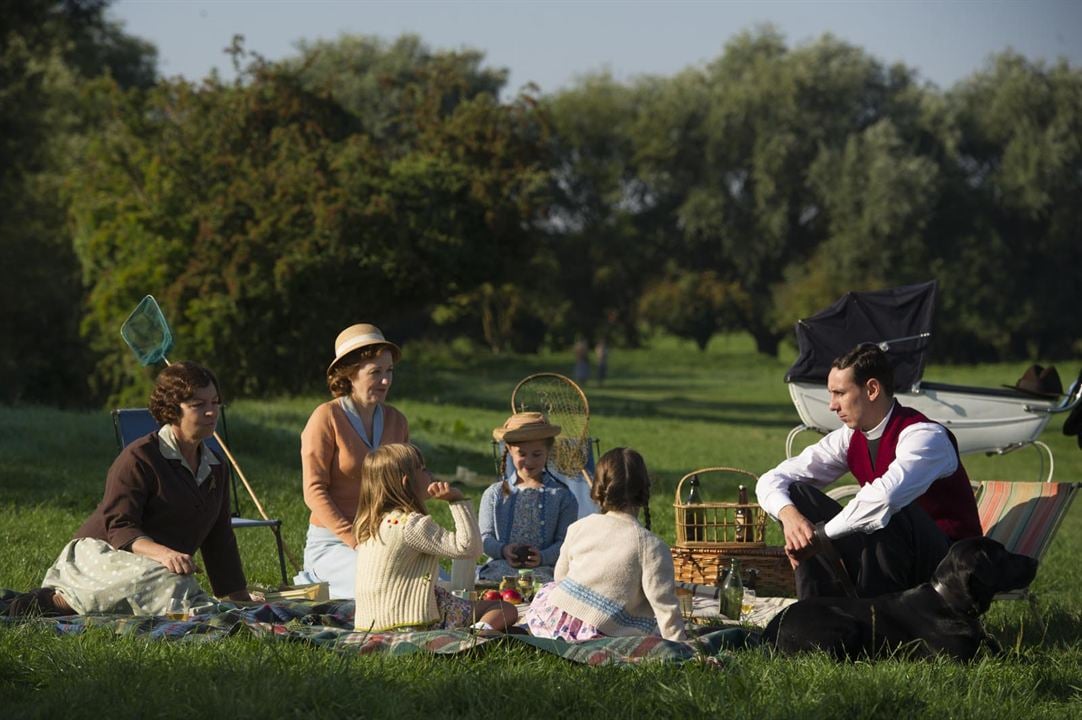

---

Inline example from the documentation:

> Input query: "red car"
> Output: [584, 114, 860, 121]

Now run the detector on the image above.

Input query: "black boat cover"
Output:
[785, 281, 937, 392]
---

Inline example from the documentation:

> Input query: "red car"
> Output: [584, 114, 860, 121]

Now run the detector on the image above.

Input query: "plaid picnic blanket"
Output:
[0, 589, 757, 666]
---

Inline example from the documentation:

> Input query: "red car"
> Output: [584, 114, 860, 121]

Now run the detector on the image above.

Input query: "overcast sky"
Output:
[114, 0, 1082, 92]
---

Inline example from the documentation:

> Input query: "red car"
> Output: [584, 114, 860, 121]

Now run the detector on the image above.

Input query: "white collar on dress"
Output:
[158, 423, 219, 486]
[861, 400, 897, 441]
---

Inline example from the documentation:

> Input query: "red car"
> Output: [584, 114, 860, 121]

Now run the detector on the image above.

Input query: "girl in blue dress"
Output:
[477, 412, 578, 583]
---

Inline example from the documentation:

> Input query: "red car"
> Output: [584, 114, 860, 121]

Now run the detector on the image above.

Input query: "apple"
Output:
[481, 589, 502, 602]
[500, 588, 523, 604]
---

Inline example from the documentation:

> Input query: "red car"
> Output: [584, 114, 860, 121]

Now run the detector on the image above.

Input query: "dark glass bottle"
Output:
[685, 474, 703, 542]
[735, 484, 750, 542]
[719, 557, 744, 620]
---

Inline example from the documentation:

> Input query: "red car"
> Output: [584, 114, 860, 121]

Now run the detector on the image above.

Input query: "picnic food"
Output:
[482, 589, 503, 601]
[500, 588, 523, 603]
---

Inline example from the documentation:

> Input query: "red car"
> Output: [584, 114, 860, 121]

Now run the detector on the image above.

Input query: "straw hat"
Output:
[492, 412, 561, 443]
[327, 323, 401, 374]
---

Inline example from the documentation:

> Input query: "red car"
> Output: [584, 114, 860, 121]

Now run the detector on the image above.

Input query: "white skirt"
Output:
[42, 538, 211, 616]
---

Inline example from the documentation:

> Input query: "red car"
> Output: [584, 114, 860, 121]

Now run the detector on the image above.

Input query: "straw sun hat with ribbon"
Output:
[327, 323, 401, 374]
[492, 411, 562, 443]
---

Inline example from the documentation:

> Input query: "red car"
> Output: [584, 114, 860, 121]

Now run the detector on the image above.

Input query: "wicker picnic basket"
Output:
[671, 467, 795, 597]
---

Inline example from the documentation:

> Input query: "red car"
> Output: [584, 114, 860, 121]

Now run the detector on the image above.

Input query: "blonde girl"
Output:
[477, 412, 579, 583]
[352, 443, 516, 632]
[522, 447, 686, 642]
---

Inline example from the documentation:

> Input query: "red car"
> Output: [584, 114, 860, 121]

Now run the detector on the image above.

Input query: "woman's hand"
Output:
[132, 538, 201, 575]
[427, 481, 465, 503]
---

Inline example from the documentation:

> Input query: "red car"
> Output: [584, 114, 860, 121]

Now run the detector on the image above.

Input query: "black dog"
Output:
[762, 536, 1038, 661]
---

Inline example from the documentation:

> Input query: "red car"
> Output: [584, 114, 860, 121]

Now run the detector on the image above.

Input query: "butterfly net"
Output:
[511, 373, 591, 476]
[120, 295, 174, 367]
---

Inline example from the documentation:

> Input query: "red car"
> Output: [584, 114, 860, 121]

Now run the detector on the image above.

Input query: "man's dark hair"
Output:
[832, 343, 894, 397]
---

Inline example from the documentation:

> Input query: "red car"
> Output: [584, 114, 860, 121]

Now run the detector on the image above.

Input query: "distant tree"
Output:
[70, 41, 549, 401]
[638, 270, 747, 350]
[0, 0, 156, 405]
[933, 53, 1082, 359]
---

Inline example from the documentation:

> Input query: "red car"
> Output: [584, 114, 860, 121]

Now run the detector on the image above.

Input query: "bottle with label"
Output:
[718, 557, 744, 620]
[685, 474, 704, 542]
[734, 484, 751, 542]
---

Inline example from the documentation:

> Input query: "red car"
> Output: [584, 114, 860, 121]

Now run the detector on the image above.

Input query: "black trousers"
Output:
[787, 482, 950, 599]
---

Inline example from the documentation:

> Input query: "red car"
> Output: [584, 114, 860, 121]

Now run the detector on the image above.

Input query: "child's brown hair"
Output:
[590, 447, 652, 529]
[353, 443, 429, 544]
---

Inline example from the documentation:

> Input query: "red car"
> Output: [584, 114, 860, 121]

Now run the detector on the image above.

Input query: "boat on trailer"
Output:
[784, 281, 1081, 481]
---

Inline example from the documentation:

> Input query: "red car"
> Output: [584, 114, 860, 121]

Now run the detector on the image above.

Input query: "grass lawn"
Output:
[2, 334, 1081, 718]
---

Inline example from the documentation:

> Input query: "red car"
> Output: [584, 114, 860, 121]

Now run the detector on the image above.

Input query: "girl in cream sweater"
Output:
[353, 444, 517, 632]
[522, 447, 686, 642]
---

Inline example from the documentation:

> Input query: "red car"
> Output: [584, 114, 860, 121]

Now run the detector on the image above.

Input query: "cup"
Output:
[675, 588, 695, 621]
[164, 598, 189, 620]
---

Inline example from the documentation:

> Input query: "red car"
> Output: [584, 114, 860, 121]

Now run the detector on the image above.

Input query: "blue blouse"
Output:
[478, 470, 578, 566]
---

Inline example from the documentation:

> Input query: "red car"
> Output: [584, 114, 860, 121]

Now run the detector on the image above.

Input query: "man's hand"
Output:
[778, 504, 819, 566]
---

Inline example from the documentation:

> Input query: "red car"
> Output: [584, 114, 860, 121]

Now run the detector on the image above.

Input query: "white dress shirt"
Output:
[756, 402, 959, 539]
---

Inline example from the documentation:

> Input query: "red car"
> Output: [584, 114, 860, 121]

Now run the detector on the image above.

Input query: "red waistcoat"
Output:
[847, 404, 982, 541]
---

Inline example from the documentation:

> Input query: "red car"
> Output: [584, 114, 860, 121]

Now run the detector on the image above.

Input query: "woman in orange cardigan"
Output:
[294, 324, 410, 598]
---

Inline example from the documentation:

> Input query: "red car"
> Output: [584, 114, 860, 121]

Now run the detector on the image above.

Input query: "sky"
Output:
[113, 0, 1082, 93]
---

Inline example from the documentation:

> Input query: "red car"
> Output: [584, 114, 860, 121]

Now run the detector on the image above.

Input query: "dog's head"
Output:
[932, 536, 1038, 615]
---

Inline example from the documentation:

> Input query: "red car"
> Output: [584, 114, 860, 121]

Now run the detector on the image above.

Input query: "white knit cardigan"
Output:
[353, 501, 481, 631]
[547, 511, 686, 641]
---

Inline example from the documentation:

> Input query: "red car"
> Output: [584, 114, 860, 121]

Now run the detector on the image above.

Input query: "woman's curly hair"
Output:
[327, 346, 390, 397]
[148, 361, 221, 426]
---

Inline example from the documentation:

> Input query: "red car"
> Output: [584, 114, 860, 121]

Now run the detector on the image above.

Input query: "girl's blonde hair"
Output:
[353, 443, 429, 544]
[591, 447, 652, 529]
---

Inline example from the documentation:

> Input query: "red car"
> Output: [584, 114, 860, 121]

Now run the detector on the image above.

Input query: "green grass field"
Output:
[2, 335, 1080, 718]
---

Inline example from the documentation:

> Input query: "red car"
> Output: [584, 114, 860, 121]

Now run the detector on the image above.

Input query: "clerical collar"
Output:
[861, 400, 897, 441]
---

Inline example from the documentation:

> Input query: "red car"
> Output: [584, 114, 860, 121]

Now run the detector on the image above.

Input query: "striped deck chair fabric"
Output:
[976, 481, 1080, 560]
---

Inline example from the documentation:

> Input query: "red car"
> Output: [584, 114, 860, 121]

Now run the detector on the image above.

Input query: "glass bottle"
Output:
[719, 557, 744, 620]
[517, 568, 535, 601]
[735, 484, 751, 542]
[685, 474, 704, 542]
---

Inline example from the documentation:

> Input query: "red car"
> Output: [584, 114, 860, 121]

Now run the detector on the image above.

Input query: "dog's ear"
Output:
[965, 540, 1007, 614]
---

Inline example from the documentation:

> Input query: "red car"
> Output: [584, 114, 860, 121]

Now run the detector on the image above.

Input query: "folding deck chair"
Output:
[112, 407, 289, 585]
[973, 479, 1080, 599]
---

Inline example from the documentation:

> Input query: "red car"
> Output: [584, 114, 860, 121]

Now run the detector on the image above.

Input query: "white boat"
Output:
[782, 281, 1081, 481]
[787, 379, 1079, 460]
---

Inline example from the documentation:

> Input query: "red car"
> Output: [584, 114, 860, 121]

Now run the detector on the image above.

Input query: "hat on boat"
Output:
[493, 412, 561, 443]
[1004, 364, 1062, 399]
[327, 323, 401, 374]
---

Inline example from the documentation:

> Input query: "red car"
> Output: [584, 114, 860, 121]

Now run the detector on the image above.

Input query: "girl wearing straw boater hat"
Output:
[293, 324, 410, 599]
[477, 412, 579, 584]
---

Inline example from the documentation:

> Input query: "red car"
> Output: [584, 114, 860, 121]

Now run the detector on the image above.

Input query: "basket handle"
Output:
[673, 466, 761, 504]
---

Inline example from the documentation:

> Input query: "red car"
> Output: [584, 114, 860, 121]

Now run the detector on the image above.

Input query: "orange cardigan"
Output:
[300, 400, 410, 546]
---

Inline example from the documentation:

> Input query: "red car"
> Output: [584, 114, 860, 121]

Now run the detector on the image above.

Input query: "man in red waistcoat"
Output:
[757, 344, 982, 598]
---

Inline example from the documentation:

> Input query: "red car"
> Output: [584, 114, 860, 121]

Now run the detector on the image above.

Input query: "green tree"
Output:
[933, 53, 1082, 359]
[71, 40, 549, 401]
[0, 0, 156, 405]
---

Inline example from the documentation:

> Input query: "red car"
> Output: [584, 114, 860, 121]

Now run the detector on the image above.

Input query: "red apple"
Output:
[500, 588, 523, 603]
[481, 589, 502, 602]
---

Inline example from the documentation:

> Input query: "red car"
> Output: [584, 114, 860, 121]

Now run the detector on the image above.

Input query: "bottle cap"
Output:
[518, 568, 533, 576]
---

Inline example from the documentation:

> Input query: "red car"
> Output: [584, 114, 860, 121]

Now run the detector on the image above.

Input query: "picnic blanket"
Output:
[0, 589, 767, 666]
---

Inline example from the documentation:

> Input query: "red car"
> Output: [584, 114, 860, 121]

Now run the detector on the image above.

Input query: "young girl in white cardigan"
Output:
[352, 443, 517, 632]
[522, 447, 686, 642]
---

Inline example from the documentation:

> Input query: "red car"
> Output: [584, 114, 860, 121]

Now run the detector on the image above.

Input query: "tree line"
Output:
[3, 1, 1079, 406]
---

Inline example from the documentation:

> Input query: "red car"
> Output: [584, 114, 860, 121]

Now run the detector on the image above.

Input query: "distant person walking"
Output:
[594, 339, 609, 386]
[572, 337, 589, 385]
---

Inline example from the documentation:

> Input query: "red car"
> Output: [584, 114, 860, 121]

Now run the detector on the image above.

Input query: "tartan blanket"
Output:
[0, 589, 756, 666]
